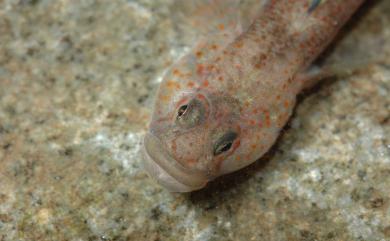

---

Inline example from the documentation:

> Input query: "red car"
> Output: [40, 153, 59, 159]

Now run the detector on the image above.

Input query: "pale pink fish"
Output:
[143, 0, 365, 192]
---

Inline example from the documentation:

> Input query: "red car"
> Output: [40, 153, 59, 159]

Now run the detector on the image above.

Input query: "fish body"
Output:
[143, 0, 365, 192]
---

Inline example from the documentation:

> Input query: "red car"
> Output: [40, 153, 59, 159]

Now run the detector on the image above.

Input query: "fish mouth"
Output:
[142, 133, 208, 192]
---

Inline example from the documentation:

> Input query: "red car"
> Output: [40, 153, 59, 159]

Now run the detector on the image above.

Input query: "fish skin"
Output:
[143, 0, 365, 192]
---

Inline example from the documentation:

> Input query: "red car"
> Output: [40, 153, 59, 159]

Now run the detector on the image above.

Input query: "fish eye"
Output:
[177, 105, 188, 117]
[213, 131, 237, 156]
[176, 99, 205, 128]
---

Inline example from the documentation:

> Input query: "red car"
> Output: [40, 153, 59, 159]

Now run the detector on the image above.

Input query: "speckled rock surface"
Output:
[0, 0, 389, 240]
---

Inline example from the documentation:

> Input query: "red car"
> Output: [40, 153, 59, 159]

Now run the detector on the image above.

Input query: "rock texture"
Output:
[0, 0, 389, 240]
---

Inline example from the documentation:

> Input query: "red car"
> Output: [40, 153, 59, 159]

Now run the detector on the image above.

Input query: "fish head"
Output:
[143, 69, 245, 192]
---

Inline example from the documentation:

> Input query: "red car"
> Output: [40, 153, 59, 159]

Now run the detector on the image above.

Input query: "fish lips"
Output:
[142, 132, 208, 192]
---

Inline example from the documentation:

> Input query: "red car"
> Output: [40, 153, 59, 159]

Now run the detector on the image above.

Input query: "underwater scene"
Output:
[0, 0, 389, 240]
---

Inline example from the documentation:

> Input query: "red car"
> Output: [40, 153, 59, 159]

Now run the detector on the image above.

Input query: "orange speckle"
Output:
[196, 51, 203, 58]
[284, 100, 289, 108]
[233, 139, 241, 150]
[166, 80, 180, 89]
[235, 155, 241, 161]
[251, 144, 257, 149]
[187, 81, 195, 87]
[245, 153, 253, 160]
[276, 95, 281, 100]
[207, 65, 215, 71]
[218, 24, 225, 30]
[197, 64, 204, 75]
[264, 110, 271, 127]
[202, 80, 209, 87]
[161, 95, 170, 102]
[197, 93, 206, 100]
[171, 140, 177, 153]
[176, 96, 189, 107]
[187, 159, 197, 166]
[234, 41, 244, 48]
[218, 76, 224, 82]
[172, 69, 180, 76]
[167, 80, 175, 87]
[255, 63, 262, 69]
[211, 44, 218, 50]
[249, 119, 256, 125]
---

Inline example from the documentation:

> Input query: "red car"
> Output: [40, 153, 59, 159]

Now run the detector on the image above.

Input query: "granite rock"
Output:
[0, 0, 389, 240]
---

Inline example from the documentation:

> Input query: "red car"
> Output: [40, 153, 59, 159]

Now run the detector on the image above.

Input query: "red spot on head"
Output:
[284, 100, 289, 108]
[176, 96, 189, 108]
[167, 80, 180, 89]
[233, 139, 240, 150]
[173, 69, 180, 76]
[197, 93, 206, 100]
[161, 95, 171, 102]
[207, 65, 215, 72]
[187, 159, 197, 166]
[197, 64, 205, 75]
[234, 42, 244, 48]
[264, 110, 271, 127]
[171, 139, 177, 153]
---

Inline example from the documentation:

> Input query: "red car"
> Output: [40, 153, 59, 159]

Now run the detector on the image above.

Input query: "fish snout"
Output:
[142, 132, 208, 192]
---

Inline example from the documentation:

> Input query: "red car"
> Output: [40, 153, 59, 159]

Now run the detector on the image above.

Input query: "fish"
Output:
[142, 0, 365, 192]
